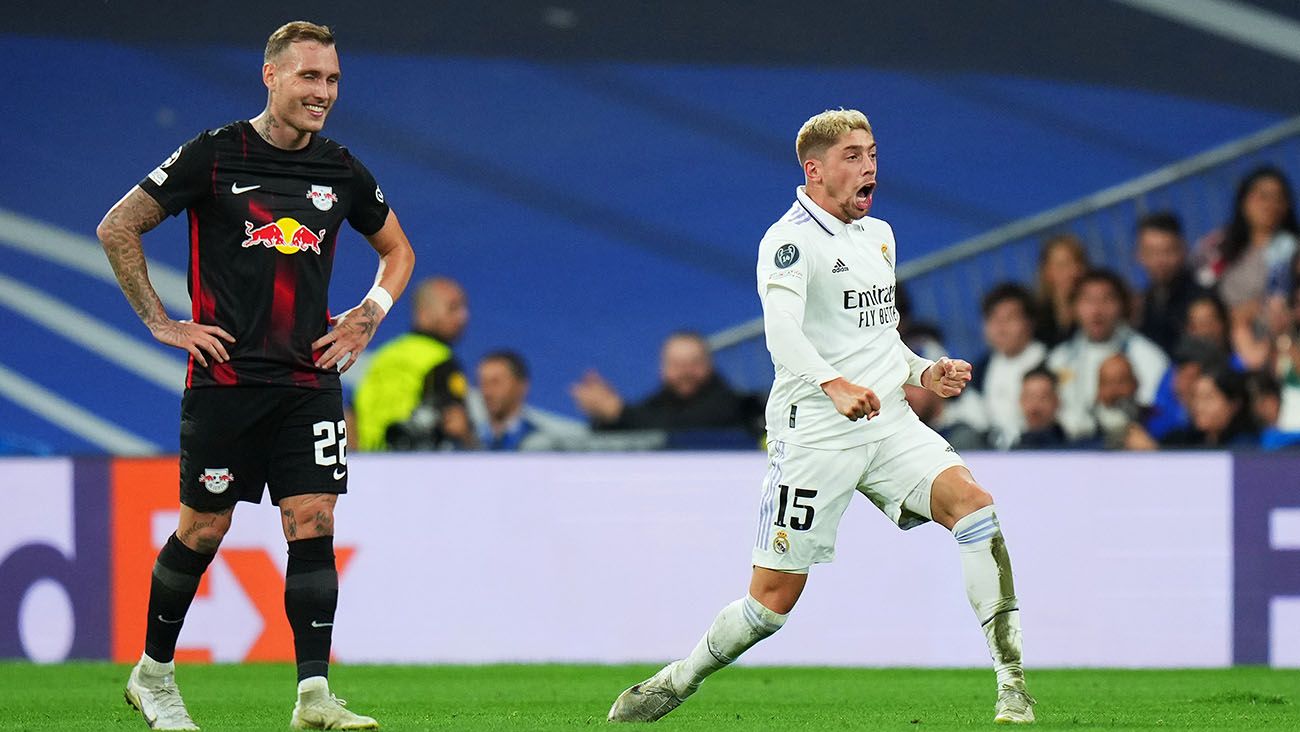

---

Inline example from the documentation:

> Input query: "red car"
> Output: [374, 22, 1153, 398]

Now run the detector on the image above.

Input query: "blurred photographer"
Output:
[353, 276, 476, 450]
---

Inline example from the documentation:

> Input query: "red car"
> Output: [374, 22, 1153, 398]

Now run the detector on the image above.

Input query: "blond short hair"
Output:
[796, 109, 873, 164]
[265, 21, 335, 62]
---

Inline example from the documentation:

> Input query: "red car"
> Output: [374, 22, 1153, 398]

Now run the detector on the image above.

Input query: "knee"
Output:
[949, 480, 994, 524]
[751, 586, 799, 616]
[281, 495, 337, 541]
[933, 470, 995, 528]
[962, 482, 994, 514]
[178, 516, 231, 554]
[748, 569, 805, 616]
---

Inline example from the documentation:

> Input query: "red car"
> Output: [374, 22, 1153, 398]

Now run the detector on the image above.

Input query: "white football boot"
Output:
[994, 682, 1037, 724]
[124, 655, 199, 731]
[608, 661, 690, 722]
[290, 676, 379, 730]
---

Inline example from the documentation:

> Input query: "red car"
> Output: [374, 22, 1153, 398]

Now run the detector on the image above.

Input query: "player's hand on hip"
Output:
[926, 357, 972, 398]
[150, 319, 235, 368]
[822, 377, 881, 421]
[313, 299, 384, 373]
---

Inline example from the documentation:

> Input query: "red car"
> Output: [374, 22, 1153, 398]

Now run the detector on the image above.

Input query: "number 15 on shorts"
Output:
[774, 484, 817, 530]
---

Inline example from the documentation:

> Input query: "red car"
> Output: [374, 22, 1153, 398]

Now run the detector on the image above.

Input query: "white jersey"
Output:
[758, 187, 919, 449]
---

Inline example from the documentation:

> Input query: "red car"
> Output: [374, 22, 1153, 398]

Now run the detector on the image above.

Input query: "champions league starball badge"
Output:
[775, 243, 800, 269]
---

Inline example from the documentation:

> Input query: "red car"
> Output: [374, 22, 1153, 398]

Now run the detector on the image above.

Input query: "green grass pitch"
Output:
[2, 663, 1298, 730]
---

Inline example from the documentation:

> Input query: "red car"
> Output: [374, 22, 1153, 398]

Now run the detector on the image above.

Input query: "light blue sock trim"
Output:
[742, 595, 787, 635]
[953, 505, 999, 545]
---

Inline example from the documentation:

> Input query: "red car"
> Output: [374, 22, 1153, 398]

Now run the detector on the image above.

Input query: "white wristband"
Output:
[364, 285, 393, 315]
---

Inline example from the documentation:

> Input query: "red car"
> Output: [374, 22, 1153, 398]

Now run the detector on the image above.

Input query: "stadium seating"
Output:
[0, 34, 1282, 453]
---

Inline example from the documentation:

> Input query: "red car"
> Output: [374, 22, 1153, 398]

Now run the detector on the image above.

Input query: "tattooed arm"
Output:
[97, 187, 234, 366]
[313, 209, 416, 372]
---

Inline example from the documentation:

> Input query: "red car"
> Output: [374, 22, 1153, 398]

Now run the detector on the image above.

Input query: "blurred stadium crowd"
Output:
[358, 164, 1300, 454]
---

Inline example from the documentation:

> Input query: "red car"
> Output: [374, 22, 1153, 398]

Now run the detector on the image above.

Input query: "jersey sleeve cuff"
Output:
[905, 358, 935, 388]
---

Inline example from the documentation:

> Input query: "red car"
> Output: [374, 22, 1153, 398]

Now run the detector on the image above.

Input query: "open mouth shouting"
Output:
[854, 182, 876, 213]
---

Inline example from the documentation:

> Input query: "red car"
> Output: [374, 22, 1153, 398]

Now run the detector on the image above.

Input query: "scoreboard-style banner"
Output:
[0, 452, 1294, 667]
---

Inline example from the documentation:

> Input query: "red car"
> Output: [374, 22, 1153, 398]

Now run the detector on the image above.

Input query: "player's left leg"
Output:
[610, 441, 863, 723]
[270, 388, 376, 730]
[930, 466, 1035, 724]
[277, 493, 377, 730]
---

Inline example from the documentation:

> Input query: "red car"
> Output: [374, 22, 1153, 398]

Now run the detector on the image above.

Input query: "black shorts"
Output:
[179, 386, 349, 512]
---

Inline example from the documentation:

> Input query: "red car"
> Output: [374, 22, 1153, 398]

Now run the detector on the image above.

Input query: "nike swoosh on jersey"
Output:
[311, 620, 333, 628]
[231, 183, 261, 194]
[332, 468, 346, 480]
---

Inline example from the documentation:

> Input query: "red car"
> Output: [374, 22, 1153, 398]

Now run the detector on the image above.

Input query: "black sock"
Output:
[144, 533, 216, 663]
[285, 536, 337, 682]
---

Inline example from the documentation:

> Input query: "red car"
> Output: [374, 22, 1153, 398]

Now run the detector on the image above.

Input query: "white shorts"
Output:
[751, 415, 966, 572]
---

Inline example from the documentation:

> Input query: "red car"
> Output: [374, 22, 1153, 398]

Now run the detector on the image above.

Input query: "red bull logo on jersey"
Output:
[240, 218, 326, 255]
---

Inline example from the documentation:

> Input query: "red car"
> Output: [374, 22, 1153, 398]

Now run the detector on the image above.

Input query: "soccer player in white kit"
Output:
[608, 109, 1035, 725]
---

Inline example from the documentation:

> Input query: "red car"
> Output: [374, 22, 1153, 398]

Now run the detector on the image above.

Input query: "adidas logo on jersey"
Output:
[831, 259, 849, 273]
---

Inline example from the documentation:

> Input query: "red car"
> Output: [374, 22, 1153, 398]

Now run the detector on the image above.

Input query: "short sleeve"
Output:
[137, 131, 215, 216]
[756, 236, 813, 300]
[346, 154, 391, 236]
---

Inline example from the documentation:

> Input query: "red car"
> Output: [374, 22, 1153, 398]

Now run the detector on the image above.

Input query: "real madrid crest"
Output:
[773, 530, 790, 555]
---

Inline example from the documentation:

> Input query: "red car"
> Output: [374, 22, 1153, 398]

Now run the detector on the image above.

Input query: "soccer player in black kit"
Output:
[97, 22, 414, 731]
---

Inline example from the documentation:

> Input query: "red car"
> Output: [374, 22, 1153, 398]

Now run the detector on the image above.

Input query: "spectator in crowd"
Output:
[1245, 371, 1300, 449]
[1195, 167, 1300, 369]
[1195, 166, 1299, 299]
[1184, 292, 1234, 356]
[1012, 366, 1069, 449]
[1271, 283, 1300, 431]
[474, 350, 583, 451]
[1046, 269, 1169, 438]
[963, 283, 1046, 449]
[1134, 211, 1206, 354]
[571, 331, 763, 436]
[1142, 336, 1231, 441]
[1034, 233, 1090, 347]
[1092, 353, 1142, 446]
[476, 351, 535, 450]
[353, 276, 476, 451]
[1159, 369, 1259, 448]
[1180, 291, 1258, 369]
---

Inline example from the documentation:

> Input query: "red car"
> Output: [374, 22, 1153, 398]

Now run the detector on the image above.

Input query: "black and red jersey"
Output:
[138, 121, 390, 390]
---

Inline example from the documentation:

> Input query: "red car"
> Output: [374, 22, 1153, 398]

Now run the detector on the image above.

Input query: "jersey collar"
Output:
[795, 186, 850, 237]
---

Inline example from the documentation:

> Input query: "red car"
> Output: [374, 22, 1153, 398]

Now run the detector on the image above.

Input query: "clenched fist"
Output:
[924, 357, 973, 398]
[822, 377, 882, 421]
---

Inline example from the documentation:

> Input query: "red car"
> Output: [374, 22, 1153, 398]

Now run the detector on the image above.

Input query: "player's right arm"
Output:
[759, 238, 880, 421]
[97, 186, 233, 367]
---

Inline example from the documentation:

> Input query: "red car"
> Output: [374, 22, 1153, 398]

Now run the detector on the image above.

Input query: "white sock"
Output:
[952, 505, 1024, 688]
[298, 675, 328, 695]
[669, 595, 787, 696]
[138, 652, 173, 677]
